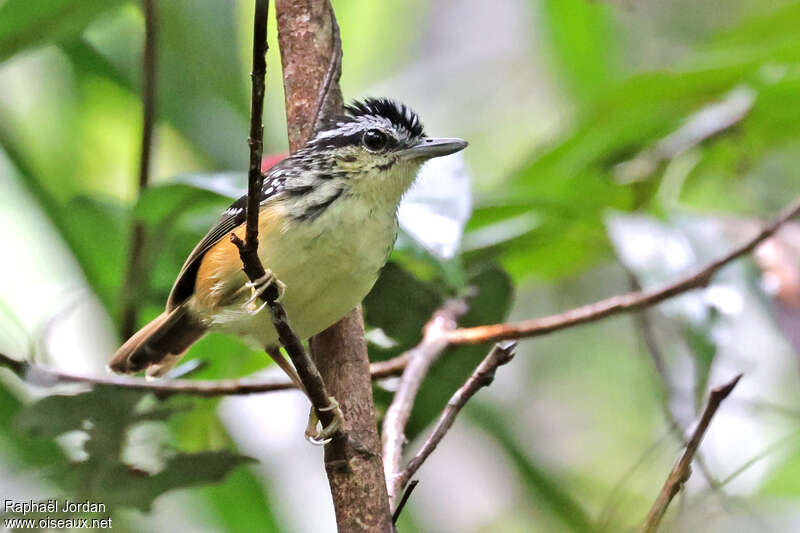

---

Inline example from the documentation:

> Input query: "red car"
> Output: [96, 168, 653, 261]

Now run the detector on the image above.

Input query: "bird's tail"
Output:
[108, 305, 206, 379]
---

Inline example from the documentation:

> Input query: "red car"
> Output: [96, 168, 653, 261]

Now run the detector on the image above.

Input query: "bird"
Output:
[108, 97, 467, 401]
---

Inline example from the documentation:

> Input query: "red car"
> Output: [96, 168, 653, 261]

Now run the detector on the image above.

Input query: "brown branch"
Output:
[0, 302, 447, 398]
[276, 1, 393, 530]
[0, 351, 406, 397]
[239, 0, 268, 259]
[382, 298, 468, 505]
[390, 341, 517, 501]
[640, 374, 742, 533]
[232, 0, 340, 437]
[391, 479, 419, 525]
[120, 0, 158, 338]
[0, 352, 293, 396]
[276, 0, 343, 153]
[446, 196, 800, 345]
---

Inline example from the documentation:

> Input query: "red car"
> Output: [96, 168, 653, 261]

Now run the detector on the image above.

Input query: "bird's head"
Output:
[284, 98, 467, 207]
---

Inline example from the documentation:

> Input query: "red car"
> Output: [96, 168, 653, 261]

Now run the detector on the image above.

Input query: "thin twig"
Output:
[389, 341, 517, 505]
[120, 0, 158, 338]
[626, 269, 722, 490]
[0, 351, 406, 397]
[391, 479, 419, 525]
[0, 352, 293, 396]
[446, 196, 800, 345]
[382, 298, 469, 504]
[640, 374, 742, 533]
[231, 0, 339, 435]
[0, 302, 453, 397]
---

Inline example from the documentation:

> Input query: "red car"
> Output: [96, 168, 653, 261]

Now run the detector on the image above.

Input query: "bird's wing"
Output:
[166, 195, 248, 310]
[166, 169, 290, 310]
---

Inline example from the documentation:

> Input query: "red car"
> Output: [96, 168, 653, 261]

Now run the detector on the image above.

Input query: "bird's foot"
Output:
[243, 270, 286, 315]
[305, 397, 344, 446]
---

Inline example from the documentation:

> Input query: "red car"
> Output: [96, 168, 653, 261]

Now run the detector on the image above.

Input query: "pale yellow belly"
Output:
[193, 195, 396, 348]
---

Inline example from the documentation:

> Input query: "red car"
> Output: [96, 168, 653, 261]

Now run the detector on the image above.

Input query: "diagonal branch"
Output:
[231, 0, 340, 436]
[389, 341, 518, 506]
[640, 374, 742, 533]
[445, 196, 800, 345]
[382, 297, 468, 505]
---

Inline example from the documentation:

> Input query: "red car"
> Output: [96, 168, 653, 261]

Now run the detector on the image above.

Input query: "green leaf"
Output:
[0, 0, 125, 62]
[469, 402, 594, 533]
[63, 196, 128, 317]
[14, 386, 251, 512]
[201, 467, 282, 533]
[541, 0, 621, 101]
[362, 262, 443, 361]
[134, 172, 243, 226]
[16, 387, 145, 441]
[0, 382, 66, 469]
[77, 450, 252, 511]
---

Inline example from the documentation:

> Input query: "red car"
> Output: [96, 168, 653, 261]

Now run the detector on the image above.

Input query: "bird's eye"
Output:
[362, 129, 388, 152]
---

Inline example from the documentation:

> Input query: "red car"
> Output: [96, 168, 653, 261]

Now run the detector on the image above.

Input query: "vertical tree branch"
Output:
[232, 0, 341, 436]
[276, 1, 393, 531]
[120, 0, 157, 338]
[243, 0, 268, 259]
[640, 374, 742, 533]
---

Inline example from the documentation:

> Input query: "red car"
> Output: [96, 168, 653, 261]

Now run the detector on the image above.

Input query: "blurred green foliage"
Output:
[1, 0, 800, 532]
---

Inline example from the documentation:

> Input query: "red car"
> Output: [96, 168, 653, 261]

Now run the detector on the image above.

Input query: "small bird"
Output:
[109, 98, 466, 388]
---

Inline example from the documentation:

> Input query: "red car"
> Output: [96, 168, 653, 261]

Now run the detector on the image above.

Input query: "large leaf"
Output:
[201, 467, 282, 533]
[133, 172, 244, 226]
[63, 196, 128, 318]
[362, 261, 443, 362]
[0, 383, 66, 471]
[14, 386, 253, 512]
[541, 0, 621, 101]
[0, 0, 125, 62]
[85, 451, 252, 512]
[16, 387, 144, 441]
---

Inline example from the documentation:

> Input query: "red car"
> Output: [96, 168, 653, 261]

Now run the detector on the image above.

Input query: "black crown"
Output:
[345, 97, 425, 138]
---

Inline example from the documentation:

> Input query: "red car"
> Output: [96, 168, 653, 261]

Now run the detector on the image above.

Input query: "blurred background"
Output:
[2, 0, 800, 531]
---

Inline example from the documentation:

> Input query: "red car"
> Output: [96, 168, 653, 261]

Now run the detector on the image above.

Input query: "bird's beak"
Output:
[399, 137, 468, 160]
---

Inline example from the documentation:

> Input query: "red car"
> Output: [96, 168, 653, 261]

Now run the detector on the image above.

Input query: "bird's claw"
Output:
[304, 396, 344, 446]
[243, 270, 286, 315]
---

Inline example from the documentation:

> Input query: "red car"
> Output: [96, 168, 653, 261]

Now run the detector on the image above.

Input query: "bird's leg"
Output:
[265, 345, 305, 391]
[265, 346, 344, 445]
[305, 397, 344, 445]
[240, 270, 286, 315]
